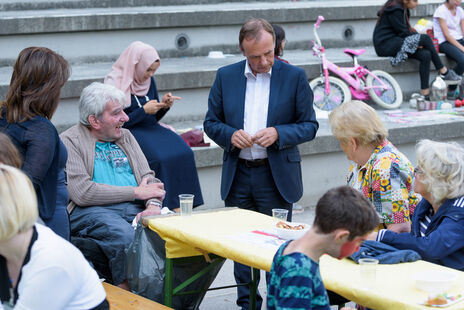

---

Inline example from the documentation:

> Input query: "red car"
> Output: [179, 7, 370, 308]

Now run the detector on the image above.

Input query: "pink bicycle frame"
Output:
[313, 15, 392, 100]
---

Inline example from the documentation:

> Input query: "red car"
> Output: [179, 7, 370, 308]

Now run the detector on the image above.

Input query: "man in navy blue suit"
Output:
[204, 18, 318, 309]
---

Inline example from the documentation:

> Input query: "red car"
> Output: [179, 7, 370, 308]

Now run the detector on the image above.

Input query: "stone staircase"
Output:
[2, 0, 461, 209]
[0, 0, 447, 132]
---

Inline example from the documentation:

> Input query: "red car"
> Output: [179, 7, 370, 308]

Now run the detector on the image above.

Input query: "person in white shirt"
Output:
[433, 0, 464, 97]
[204, 18, 318, 310]
[0, 165, 108, 310]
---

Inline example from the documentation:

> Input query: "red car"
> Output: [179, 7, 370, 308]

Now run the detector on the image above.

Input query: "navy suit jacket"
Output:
[204, 59, 319, 203]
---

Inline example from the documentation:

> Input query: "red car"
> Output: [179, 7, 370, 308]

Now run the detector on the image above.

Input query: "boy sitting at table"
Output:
[267, 186, 379, 310]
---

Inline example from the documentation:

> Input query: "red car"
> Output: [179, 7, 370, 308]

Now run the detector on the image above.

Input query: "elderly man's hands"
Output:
[231, 127, 278, 149]
[136, 202, 162, 223]
[134, 177, 165, 201]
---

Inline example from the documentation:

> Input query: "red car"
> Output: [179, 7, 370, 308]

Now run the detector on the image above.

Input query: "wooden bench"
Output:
[102, 282, 172, 310]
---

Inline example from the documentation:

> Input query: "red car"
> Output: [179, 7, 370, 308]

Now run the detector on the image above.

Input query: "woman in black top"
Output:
[0, 47, 71, 240]
[373, 0, 460, 99]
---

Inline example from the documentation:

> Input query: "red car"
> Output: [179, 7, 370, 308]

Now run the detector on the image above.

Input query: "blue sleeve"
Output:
[203, 69, 239, 152]
[381, 217, 464, 261]
[123, 107, 148, 129]
[274, 69, 318, 149]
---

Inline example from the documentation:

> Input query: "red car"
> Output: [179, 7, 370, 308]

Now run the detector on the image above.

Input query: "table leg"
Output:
[249, 267, 259, 310]
[164, 258, 173, 307]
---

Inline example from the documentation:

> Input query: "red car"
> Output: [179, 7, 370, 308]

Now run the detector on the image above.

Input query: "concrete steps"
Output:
[0, 46, 455, 133]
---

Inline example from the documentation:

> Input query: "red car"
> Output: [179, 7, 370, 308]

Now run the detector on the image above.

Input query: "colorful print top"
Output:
[348, 140, 418, 224]
[267, 241, 330, 310]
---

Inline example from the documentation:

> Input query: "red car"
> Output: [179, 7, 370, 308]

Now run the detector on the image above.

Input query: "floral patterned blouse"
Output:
[347, 140, 418, 224]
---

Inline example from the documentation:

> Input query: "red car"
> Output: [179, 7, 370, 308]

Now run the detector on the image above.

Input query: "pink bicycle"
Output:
[309, 15, 403, 111]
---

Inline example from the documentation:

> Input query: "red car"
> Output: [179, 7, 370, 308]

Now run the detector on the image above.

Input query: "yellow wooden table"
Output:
[320, 255, 464, 310]
[146, 208, 464, 310]
[146, 208, 280, 309]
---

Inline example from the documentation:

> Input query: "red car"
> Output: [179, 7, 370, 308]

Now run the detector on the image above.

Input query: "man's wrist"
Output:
[146, 200, 162, 209]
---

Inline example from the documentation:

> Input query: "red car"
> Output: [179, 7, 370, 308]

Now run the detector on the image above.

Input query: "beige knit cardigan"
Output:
[60, 123, 162, 213]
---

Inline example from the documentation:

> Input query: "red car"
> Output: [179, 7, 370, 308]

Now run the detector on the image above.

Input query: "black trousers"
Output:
[409, 34, 444, 90]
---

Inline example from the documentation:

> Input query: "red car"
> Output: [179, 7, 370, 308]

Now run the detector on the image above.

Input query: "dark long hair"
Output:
[272, 24, 286, 56]
[377, 0, 414, 32]
[2, 47, 70, 123]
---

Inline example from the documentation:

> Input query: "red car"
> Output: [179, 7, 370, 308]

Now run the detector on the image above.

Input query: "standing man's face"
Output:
[241, 30, 275, 75]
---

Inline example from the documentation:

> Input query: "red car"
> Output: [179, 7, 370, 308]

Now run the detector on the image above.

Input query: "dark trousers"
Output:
[409, 34, 445, 90]
[70, 202, 144, 285]
[440, 39, 464, 75]
[225, 160, 292, 310]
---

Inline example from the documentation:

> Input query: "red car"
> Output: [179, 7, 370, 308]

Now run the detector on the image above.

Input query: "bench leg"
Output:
[164, 258, 173, 307]
[249, 267, 259, 310]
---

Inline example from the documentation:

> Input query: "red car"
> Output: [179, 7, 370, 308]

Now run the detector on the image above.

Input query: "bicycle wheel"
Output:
[309, 76, 351, 111]
[366, 70, 403, 109]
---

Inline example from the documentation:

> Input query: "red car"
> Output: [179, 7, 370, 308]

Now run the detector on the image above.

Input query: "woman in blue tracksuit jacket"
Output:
[375, 139, 464, 271]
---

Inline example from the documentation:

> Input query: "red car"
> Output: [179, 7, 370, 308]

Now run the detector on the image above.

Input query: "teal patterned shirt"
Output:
[267, 241, 330, 310]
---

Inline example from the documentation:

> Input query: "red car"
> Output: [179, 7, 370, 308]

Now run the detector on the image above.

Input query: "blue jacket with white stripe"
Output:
[380, 196, 464, 270]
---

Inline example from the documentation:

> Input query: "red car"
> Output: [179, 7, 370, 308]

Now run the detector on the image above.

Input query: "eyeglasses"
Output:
[413, 166, 423, 175]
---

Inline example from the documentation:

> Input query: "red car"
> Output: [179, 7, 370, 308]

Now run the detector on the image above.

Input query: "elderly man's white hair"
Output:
[79, 82, 128, 126]
[416, 139, 464, 205]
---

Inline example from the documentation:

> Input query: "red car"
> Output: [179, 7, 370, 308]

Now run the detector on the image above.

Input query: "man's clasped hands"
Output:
[231, 127, 278, 149]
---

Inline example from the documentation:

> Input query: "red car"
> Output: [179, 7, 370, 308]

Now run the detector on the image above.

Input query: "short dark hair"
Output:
[0, 132, 22, 168]
[239, 18, 275, 50]
[272, 24, 286, 56]
[2, 47, 70, 123]
[313, 186, 379, 239]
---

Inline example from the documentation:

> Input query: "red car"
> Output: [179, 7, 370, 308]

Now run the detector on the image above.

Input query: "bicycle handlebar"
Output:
[313, 15, 324, 48]
[314, 15, 324, 29]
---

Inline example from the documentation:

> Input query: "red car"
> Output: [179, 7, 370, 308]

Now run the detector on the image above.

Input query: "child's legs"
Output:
[409, 48, 432, 91]
[418, 34, 445, 71]
[440, 40, 464, 75]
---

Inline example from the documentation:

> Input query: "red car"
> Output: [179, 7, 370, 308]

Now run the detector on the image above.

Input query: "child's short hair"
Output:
[313, 186, 379, 239]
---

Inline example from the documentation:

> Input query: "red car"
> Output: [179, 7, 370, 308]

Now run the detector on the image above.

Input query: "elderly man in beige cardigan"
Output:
[60, 82, 165, 291]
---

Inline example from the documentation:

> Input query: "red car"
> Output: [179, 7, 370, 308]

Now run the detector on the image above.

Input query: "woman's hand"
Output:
[143, 100, 168, 115]
[161, 92, 181, 108]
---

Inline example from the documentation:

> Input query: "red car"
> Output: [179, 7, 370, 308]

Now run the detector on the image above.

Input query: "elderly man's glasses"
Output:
[414, 167, 423, 175]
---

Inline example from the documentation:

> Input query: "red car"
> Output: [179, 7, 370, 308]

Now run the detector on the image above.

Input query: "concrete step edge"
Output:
[0, 1, 442, 35]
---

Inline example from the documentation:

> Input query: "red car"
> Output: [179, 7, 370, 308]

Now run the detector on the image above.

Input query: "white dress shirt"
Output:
[239, 60, 272, 160]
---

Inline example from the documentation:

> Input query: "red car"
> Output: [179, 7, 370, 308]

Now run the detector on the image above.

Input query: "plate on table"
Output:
[421, 293, 464, 307]
[274, 221, 309, 240]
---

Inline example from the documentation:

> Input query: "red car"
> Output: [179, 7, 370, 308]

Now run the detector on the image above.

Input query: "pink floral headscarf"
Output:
[104, 41, 160, 105]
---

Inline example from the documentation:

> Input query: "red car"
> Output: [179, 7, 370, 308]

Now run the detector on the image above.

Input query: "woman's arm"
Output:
[438, 18, 464, 53]
[380, 218, 464, 261]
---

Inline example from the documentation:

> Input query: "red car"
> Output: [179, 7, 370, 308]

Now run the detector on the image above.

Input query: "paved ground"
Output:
[199, 206, 356, 310]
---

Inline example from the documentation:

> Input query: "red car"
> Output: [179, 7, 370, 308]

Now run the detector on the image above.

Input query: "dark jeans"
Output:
[225, 160, 292, 310]
[440, 39, 464, 76]
[409, 34, 445, 90]
[70, 202, 144, 285]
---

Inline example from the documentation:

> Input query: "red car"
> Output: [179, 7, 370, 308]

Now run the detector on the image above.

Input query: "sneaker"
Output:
[440, 69, 462, 85]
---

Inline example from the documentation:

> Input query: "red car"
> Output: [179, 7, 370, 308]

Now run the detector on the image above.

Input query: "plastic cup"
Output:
[358, 258, 379, 289]
[272, 208, 289, 221]
[179, 194, 194, 216]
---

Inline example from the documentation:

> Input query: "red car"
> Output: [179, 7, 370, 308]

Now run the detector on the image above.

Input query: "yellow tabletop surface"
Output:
[147, 208, 280, 270]
[320, 255, 464, 310]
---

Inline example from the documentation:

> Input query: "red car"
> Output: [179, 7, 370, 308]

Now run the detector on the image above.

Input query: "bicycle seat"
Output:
[344, 48, 365, 57]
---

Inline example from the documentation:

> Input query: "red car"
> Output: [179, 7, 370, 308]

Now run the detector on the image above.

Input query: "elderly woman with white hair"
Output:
[373, 139, 464, 270]
[329, 100, 418, 233]
[0, 165, 108, 309]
